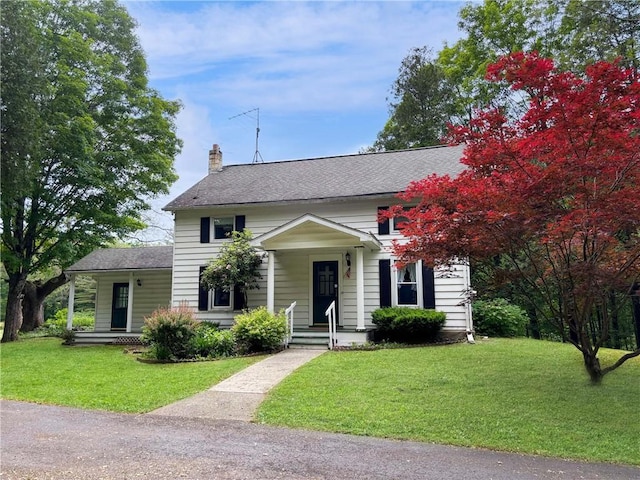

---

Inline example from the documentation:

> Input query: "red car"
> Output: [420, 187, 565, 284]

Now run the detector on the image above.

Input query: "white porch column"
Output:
[126, 273, 134, 333]
[266, 251, 275, 313]
[355, 246, 365, 331]
[66, 274, 76, 330]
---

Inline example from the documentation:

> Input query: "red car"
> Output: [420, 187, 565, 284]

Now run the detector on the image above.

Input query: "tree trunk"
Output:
[609, 292, 620, 350]
[20, 273, 68, 332]
[1, 273, 27, 343]
[582, 350, 604, 384]
[632, 284, 640, 350]
[20, 281, 43, 332]
[528, 309, 541, 339]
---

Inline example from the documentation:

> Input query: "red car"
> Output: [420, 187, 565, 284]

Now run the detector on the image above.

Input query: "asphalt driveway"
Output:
[1, 400, 638, 480]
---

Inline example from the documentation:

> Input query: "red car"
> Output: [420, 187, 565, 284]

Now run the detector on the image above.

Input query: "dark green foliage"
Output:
[193, 322, 236, 358]
[141, 305, 198, 361]
[472, 298, 529, 337]
[1, 0, 182, 342]
[232, 307, 288, 354]
[367, 47, 459, 152]
[371, 307, 446, 343]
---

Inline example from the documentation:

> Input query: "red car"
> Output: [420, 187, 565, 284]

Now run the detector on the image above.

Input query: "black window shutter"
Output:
[200, 217, 210, 243]
[377, 207, 389, 235]
[198, 266, 209, 311]
[233, 285, 245, 310]
[379, 259, 391, 307]
[422, 265, 436, 309]
[235, 215, 246, 232]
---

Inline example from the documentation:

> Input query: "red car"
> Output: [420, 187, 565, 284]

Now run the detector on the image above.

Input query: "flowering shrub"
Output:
[141, 304, 198, 361]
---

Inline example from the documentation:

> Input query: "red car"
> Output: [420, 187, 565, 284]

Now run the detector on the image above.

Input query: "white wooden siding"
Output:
[171, 198, 471, 332]
[93, 271, 172, 332]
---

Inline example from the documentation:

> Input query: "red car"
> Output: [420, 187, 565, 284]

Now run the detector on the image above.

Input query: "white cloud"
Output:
[124, 1, 467, 234]
[126, 1, 464, 113]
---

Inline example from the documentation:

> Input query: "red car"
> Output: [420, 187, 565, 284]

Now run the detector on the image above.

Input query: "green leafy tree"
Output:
[371, 0, 639, 152]
[437, 0, 639, 122]
[201, 230, 264, 310]
[368, 47, 459, 152]
[1, 0, 182, 342]
[555, 0, 639, 72]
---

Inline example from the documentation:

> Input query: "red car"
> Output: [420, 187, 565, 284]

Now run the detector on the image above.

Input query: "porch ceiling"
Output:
[252, 213, 382, 251]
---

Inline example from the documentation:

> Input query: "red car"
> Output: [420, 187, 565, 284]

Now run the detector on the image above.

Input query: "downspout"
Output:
[465, 260, 475, 343]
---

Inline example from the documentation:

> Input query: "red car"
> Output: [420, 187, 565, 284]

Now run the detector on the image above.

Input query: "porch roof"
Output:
[66, 246, 173, 274]
[251, 214, 382, 251]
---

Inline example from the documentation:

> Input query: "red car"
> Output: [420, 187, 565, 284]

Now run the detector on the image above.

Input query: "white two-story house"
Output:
[67, 144, 473, 346]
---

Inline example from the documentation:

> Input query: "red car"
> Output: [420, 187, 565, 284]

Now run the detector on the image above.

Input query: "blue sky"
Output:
[122, 1, 467, 239]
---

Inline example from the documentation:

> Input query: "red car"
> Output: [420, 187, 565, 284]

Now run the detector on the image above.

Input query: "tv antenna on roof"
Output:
[229, 107, 264, 163]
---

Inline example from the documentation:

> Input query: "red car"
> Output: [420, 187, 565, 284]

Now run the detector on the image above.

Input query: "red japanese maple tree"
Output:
[387, 52, 640, 383]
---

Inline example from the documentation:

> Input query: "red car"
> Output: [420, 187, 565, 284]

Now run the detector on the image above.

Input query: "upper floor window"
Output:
[392, 210, 410, 232]
[200, 215, 245, 243]
[213, 217, 234, 239]
[378, 206, 412, 235]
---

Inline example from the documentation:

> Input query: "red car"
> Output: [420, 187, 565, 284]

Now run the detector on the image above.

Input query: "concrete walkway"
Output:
[150, 348, 325, 421]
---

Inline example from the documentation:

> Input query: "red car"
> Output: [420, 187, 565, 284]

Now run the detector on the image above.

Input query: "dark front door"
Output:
[313, 261, 339, 325]
[111, 283, 128, 330]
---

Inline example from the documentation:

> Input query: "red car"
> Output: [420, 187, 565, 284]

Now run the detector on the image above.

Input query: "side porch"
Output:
[65, 246, 174, 344]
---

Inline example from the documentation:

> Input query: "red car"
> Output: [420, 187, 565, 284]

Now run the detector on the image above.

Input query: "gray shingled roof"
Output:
[164, 144, 466, 210]
[66, 246, 173, 273]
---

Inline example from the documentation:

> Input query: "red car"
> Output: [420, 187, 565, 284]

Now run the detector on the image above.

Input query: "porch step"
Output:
[289, 331, 330, 349]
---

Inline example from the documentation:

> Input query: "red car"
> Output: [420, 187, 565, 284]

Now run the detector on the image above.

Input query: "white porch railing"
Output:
[284, 301, 297, 347]
[325, 300, 337, 350]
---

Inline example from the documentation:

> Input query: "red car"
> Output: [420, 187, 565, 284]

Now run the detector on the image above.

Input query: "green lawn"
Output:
[2, 337, 638, 464]
[257, 338, 640, 465]
[0, 337, 263, 412]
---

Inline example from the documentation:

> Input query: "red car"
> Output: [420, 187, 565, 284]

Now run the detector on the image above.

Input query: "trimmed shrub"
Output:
[472, 298, 529, 337]
[193, 322, 236, 358]
[141, 305, 198, 361]
[372, 307, 446, 344]
[232, 306, 288, 354]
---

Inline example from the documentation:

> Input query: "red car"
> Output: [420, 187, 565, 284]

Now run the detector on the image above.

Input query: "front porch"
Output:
[252, 213, 382, 336]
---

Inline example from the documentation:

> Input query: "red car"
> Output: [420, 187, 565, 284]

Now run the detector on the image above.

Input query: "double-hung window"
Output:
[200, 215, 245, 243]
[392, 207, 411, 233]
[379, 259, 436, 309]
[394, 262, 422, 307]
[213, 217, 234, 239]
[198, 266, 233, 310]
[212, 288, 231, 308]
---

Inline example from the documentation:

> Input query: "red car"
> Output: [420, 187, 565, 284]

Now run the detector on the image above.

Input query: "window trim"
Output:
[210, 287, 233, 309]
[391, 260, 424, 308]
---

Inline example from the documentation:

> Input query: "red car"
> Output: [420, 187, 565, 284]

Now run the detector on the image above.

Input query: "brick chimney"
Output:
[208, 144, 222, 174]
